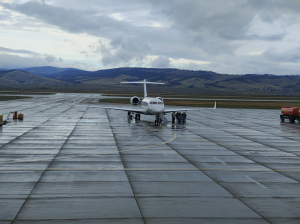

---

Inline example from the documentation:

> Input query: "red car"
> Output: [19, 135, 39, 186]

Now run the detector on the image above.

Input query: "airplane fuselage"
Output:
[141, 97, 164, 115]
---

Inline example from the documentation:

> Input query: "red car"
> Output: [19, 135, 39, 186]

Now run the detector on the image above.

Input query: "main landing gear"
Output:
[127, 112, 140, 120]
[135, 113, 141, 120]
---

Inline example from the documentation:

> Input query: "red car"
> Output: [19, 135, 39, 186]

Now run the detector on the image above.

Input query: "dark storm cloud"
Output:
[0, 46, 39, 55]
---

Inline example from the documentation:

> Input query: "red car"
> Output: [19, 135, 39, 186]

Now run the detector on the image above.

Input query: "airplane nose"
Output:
[150, 105, 163, 114]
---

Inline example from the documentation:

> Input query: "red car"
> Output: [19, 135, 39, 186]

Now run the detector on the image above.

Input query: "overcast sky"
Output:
[1, 0, 300, 75]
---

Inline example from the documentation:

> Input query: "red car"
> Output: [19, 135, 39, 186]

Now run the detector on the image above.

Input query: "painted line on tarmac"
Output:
[214, 157, 227, 165]
[245, 175, 267, 188]
[1, 122, 298, 171]
[0, 124, 177, 165]
[0, 167, 300, 172]
[174, 130, 297, 154]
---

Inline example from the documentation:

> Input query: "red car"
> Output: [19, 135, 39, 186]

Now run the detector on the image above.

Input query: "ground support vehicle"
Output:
[280, 106, 300, 122]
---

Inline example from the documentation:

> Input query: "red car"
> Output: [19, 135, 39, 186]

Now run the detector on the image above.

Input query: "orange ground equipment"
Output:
[18, 113, 24, 120]
[7, 111, 17, 120]
[280, 106, 300, 122]
[13, 111, 18, 119]
[7, 111, 24, 121]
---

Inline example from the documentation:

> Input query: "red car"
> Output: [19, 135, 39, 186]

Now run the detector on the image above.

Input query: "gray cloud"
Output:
[93, 37, 150, 67]
[262, 47, 300, 63]
[1, 1, 134, 36]
[0, 53, 94, 70]
[2, 0, 300, 74]
[151, 56, 170, 68]
[0, 53, 54, 69]
[0, 46, 39, 55]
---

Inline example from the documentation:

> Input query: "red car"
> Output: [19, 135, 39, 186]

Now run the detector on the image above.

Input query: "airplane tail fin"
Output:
[121, 79, 165, 98]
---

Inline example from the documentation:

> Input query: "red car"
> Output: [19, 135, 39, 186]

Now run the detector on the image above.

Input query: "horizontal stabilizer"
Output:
[121, 81, 165, 84]
[121, 79, 165, 97]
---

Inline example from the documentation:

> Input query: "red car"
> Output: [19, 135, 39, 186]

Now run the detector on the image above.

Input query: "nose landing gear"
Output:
[155, 115, 162, 126]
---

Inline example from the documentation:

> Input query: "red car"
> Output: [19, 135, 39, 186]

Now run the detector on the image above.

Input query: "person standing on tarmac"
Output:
[183, 112, 186, 123]
[180, 114, 184, 123]
[172, 112, 176, 123]
[177, 112, 181, 123]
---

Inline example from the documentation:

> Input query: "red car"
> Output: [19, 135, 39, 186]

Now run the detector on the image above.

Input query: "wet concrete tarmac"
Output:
[0, 93, 300, 223]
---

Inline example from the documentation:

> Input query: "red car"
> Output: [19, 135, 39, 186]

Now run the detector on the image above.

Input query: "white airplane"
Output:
[76, 79, 216, 125]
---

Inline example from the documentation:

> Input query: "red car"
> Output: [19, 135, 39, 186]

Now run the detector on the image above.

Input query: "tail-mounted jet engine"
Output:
[130, 96, 140, 106]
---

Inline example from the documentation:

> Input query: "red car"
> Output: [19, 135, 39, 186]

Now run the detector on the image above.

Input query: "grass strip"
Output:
[0, 96, 31, 101]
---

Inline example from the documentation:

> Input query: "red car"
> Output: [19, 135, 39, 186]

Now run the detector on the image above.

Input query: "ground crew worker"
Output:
[183, 112, 186, 123]
[172, 112, 176, 123]
[177, 112, 181, 123]
[180, 114, 184, 123]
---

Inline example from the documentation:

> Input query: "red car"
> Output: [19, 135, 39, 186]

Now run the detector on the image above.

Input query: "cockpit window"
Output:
[150, 101, 163, 104]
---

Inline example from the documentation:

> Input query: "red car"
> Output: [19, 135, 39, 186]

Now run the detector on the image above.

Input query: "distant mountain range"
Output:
[21, 66, 80, 75]
[1, 66, 300, 95]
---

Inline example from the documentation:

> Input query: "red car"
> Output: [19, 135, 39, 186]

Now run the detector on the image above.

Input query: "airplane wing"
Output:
[102, 106, 145, 114]
[75, 104, 145, 114]
[163, 108, 200, 113]
[163, 101, 216, 113]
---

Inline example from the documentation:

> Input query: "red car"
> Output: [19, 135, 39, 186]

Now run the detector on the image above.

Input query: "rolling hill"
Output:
[1, 67, 300, 95]
[0, 70, 62, 85]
